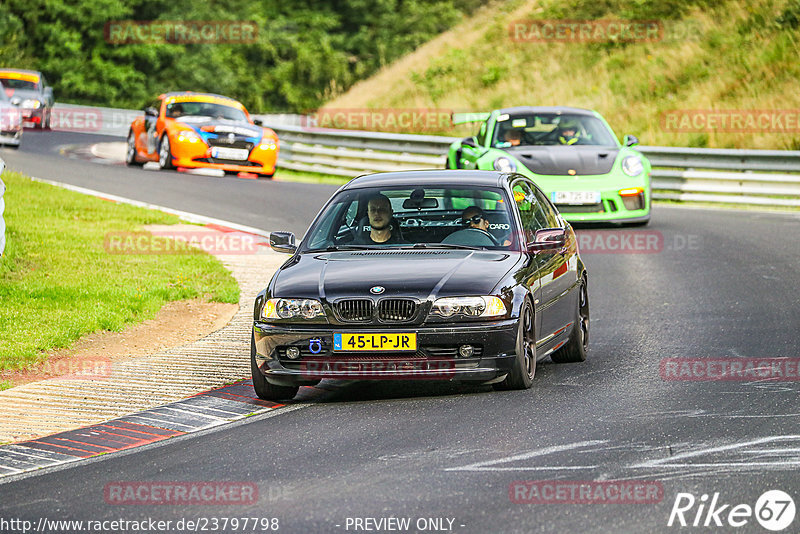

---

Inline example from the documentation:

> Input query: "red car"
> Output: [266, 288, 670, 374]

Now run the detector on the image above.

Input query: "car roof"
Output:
[495, 106, 597, 117]
[160, 91, 239, 101]
[0, 69, 42, 76]
[343, 170, 512, 190]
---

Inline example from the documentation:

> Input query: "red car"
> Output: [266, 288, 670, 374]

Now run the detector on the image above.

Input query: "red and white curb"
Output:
[0, 380, 335, 479]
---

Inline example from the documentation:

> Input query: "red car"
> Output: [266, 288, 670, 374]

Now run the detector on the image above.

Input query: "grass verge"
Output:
[0, 171, 240, 383]
[274, 167, 351, 185]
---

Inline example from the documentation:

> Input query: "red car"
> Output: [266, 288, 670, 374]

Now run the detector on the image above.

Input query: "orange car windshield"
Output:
[165, 101, 247, 122]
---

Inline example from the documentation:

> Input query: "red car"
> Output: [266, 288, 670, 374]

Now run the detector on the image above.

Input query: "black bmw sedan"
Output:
[251, 170, 589, 400]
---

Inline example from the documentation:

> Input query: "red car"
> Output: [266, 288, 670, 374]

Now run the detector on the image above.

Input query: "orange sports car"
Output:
[126, 92, 279, 177]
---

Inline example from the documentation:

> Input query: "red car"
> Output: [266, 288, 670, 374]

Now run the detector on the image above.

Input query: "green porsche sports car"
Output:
[446, 107, 651, 225]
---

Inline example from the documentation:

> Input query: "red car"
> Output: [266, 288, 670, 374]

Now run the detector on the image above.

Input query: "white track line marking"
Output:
[29, 176, 271, 237]
[445, 440, 607, 472]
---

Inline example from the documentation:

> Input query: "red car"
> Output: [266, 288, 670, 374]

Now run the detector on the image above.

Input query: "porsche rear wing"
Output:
[451, 112, 490, 125]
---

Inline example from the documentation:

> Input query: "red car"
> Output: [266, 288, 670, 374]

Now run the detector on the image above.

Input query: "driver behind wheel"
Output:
[462, 206, 511, 246]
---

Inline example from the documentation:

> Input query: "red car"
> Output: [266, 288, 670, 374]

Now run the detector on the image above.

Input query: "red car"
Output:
[126, 92, 279, 177]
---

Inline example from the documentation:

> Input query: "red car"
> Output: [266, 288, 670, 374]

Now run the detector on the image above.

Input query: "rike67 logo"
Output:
[668, 490, 795, 531]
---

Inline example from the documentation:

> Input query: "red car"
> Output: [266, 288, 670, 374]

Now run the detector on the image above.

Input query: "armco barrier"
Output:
[262, 123, 800, 207]
[50, 103, 800, 207]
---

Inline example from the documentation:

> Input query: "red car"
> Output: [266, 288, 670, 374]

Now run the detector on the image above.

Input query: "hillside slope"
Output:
[324, 0, 800, 149]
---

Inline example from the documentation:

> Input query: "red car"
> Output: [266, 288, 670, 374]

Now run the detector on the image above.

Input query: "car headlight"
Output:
[429, 296, 507, 318]
[621, 156, 644, 177]
[258, 140, 277, 150]
[262, 298, 325, 320]
[21, 99, 41, 109]
[177, 129, 203, 143]
[493, 156, 517, 172]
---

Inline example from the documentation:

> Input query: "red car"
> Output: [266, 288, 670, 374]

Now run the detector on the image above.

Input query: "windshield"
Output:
[492, 113, 618, 147]
[165, 101, 248, 122]
[0, 78, 39, 91]
[302, 185, 519, 251]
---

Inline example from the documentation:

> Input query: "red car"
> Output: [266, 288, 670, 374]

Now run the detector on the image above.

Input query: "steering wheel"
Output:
[466, 228, 500, 245]
[442, 227, 499, 247]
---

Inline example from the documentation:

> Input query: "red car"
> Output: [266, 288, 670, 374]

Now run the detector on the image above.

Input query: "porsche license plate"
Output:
[551, 191, 601, 205]
[211, 147, 249, 160]
[333, 333, 417, 352]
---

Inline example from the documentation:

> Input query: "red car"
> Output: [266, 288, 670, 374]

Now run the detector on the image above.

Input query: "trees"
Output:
[2, 0, 484, 112]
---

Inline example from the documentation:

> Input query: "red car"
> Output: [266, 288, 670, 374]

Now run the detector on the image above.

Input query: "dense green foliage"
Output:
[1, 0, 484, 112]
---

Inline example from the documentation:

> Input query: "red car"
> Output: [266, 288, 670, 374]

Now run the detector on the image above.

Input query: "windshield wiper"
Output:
[322, 245, 379, 251]
[403, 243, 481, 250]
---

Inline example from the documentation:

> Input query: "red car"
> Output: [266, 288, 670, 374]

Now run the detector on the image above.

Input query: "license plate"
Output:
[211, 147, 249, 160]
[333, 333, 417, 352]
[551, 191, 601, 205]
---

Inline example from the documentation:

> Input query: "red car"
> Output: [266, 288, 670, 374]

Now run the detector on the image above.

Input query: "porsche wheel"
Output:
[551, 278, 589, 363]
[494, 299, 535, 390]
[251, 332, 299, 401]
[125, 131, 143, 167]
[158, 134, 174, 170]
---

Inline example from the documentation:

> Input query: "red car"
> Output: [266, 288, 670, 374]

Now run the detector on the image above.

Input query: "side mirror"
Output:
[623, 134, 639, 147]
[144, 107, 158, 118]
[252, 118, 263, 126]
[461, 136, 478, 149]
[270, 231, 297, 254]
[44, 87, 53, 100]
[528, 227, 567, 252]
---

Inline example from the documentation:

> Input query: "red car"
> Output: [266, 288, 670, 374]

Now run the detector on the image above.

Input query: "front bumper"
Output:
[512, 167, 651, 224]
[171, 138, 278, 175]
[253, 320, 519, 385]
[547, 184, 650, 224]
[0, 129, 21, 146]
[20, 107, 44, 126]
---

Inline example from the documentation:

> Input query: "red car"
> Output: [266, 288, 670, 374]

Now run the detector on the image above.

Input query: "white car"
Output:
[0, 89, 22, 148]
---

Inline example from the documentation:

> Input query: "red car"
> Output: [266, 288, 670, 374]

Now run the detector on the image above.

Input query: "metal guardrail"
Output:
[45, 102, 800, 207]
[263, 123, 800, 208]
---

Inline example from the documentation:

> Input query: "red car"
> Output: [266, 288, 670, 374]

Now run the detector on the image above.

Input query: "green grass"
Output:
[0, 172, 240, 377]
[274, 168, 351, 185]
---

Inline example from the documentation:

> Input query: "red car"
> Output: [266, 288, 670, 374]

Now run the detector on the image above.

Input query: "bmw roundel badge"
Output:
[370, 286, 385, 295]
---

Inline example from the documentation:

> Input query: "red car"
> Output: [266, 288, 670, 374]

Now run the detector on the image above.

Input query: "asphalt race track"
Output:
[1, 131, 800, 533]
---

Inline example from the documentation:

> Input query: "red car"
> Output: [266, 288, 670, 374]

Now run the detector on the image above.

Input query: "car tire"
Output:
[158, 134, 174, 170]
[125, 131, 143, 166]
[494, 299, 535, 390]
[251, 332, 299, 401]
[551, 277, 589, 363]
[43, 110, 51, 130]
